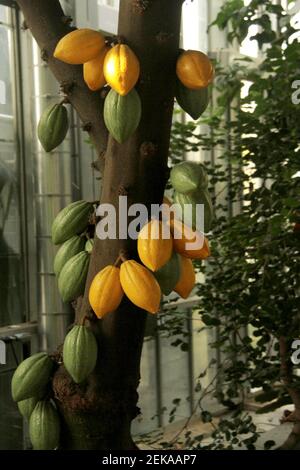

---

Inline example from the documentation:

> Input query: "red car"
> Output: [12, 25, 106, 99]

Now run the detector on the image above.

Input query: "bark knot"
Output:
[41, 49, 49, 62]
[82, 122, 92, 132]
[60, 80, 76, 95]
[140, 142, 157, 158]
[21, 20, 28, 31]
[132, 0, 152, 13]
[61, 15, 73, 25]
[118, 185, 130, 196]
[156, 31, 174, 44]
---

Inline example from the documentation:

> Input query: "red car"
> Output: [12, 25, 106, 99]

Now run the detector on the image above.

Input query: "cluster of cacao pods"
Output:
[53, 28, 142, 144]
[11, 352, 61, 449]
[170, 161, 214, 233]
[176, 49, 214, 120]
[52, 31, 214, 141]
[12, 322, 99, 449]
[51, 200, 95, 302]
[89, 217, 210, 317]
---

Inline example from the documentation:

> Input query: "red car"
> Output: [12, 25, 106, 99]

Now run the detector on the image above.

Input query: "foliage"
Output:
[158, 0, 300, 449]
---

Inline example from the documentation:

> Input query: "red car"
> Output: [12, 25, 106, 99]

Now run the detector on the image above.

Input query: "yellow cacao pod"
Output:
[120, 260, 161, 314]
[137, 220, 173, 271]
[83, 46, 110, 91]
[174, 256, 196, 299]
[89, 265, 123, 319]
[176, 50, 214, 90]
[103, 44, 140, 96]
[171, 219, 210, 260]
[54, 29, 106, 65]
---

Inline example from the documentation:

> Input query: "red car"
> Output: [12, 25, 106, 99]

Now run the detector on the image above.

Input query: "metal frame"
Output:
[0, 1, 37, 329]
[0, 0, 16, 8]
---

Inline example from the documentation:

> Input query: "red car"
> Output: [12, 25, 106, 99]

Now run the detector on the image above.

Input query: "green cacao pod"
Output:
[37, 103, 69, 152]
[63, 325, 98, 383]
[154, 252, 181, 295]
[29, 400, 60, 450]
[58, 251, 90, 302]
[174, 189, 214, 233]
[104, 88, 141, 143]
[53, 235, 86, 277]
[11, 352, 54, 402]
[52, 200, 94, 245]
[170, 161, 208, 194]
[85, 238, 94, 253]
[18, 396, 40, 420]
[176, 79, 209, 120]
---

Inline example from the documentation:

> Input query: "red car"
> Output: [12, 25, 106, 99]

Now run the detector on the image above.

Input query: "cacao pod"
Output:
[176, 50, 214, 90]
[89, 265, 123, 319]
[11, 352, 54, 402]
[176, 79, 209, 120]
[174, 256, 196, 299]
[103, 44, 140, 96]
[54, 28, 105, 64]
[174, 189, 213, 233]
[37, 103, 69, 153]
[18, 396, 40, 420]
[52, 200, 94, 245]
[85, 238, 94, 253]
[137, 219, 173, 271]
[170, 161, 208, 194]
[53, 235, 85, 277]
[58, 251, 90, 302]
[83, 46, 110, 91]
[171, 219, 211, 260]
[63, 325, 98, 383]
[154, 252, 181, 296]
[104, 88, 141, 143]
[29, 400, 60, 450]
[120, 260, 161, 314]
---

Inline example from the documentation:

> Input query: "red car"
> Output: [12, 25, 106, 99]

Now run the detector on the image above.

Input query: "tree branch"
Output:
[16, 0, 108, 156]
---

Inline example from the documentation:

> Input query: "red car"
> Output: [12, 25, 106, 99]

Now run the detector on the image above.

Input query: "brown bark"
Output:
[278, 336, 300, 450]
[17, 0, 183, 449]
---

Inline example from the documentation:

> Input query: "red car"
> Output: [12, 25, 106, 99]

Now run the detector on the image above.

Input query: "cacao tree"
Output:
[15, 0, 187, 450]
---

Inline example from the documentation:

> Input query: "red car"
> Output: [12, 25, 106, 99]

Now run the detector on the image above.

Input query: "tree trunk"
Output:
[17, 0, 183, 450]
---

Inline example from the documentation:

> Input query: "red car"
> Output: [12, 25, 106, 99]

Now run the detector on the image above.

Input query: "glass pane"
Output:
[0, 18, 26, 327]
[0, 5, 9, 24]
[0, 26, 13, 116]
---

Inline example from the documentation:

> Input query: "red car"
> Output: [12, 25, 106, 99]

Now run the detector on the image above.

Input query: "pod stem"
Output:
[80, 315, 89, 326]
[117, 35, 125, 45]
[59, 96, 70, 105]
[116, 249, 128, 265]
[114, 255, 122, 267]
